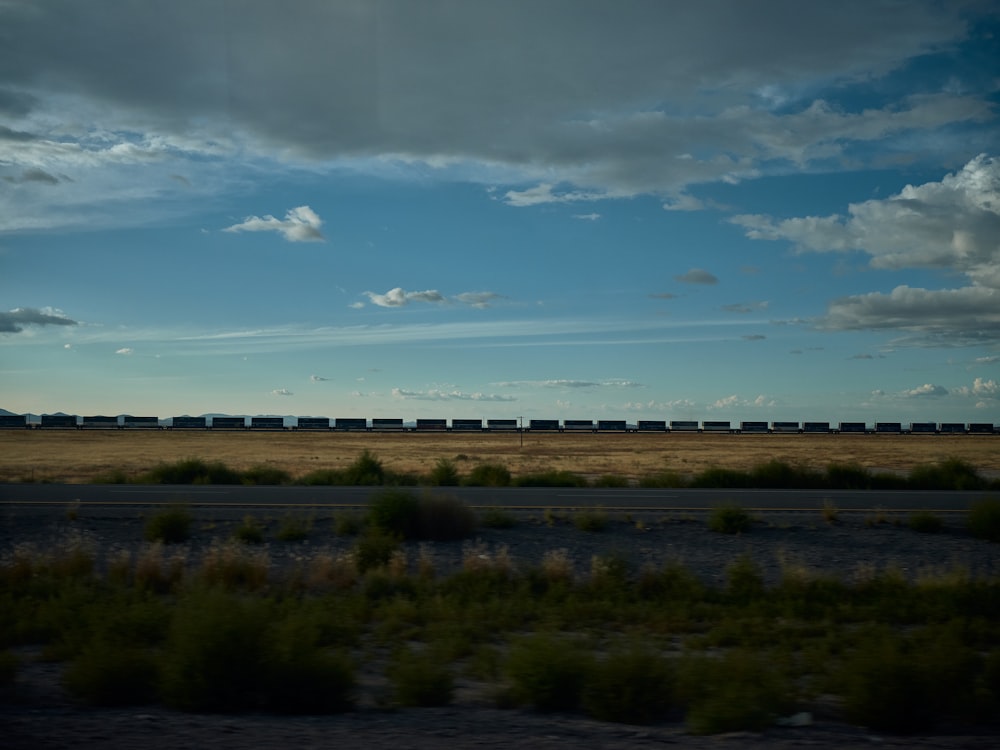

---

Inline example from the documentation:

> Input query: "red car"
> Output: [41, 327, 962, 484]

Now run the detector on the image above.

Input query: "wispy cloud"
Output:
[271, 388, 293, 396]
[115, 347, 133, 355]
[363, 288, 445, 307]
[674, 269, 718, 285]
[224, 205, 324, 242]
[391, 388, 515, 402]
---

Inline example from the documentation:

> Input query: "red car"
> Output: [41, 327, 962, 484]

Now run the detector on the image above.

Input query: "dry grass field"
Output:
[1, 429, 998, 484]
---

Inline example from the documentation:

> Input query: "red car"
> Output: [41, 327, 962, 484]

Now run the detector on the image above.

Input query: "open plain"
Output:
[1, 430, 999, 484]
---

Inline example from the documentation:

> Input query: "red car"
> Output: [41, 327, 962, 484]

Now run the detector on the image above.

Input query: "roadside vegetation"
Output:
[2, 511, 999, 734]
[87, 453, 1000, 492]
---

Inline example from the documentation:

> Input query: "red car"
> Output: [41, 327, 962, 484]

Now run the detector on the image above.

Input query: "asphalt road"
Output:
[0, 483, 993, 513]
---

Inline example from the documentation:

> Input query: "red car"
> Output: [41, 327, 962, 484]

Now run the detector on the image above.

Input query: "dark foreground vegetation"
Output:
[4, 490, 1000, 736]
[92, 451, 1000, 492]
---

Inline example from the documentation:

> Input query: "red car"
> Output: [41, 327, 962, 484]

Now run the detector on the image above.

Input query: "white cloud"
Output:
[954, 377, 999, 398]
[710, 394, 775, 409]
[115, 347, 133, 355]
[732, 155, 1000, 289]
[494, 379, 643, 389]
[391, 387, 515, 402]
[675, 269, 718, 285]
[573, 213, 601, 221]
[454, 291, 502, 309]
[901, 383, 948, 398]
[224, 206, 324, 242]
[271, 388, 293, 396]
[363, 288, 445, 307]
[309, 375, 329, 382]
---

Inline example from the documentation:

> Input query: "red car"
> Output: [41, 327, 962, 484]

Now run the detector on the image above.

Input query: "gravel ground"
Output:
[2, 503, 999, 749]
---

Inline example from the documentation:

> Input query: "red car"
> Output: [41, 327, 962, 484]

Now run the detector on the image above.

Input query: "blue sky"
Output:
[1, 0, 998, 423]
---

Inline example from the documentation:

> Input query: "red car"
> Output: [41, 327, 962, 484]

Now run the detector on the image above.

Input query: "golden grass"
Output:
[1, 430, 998, 484]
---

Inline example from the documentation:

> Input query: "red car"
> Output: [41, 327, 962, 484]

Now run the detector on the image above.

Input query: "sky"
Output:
[1, 0, 999, 424]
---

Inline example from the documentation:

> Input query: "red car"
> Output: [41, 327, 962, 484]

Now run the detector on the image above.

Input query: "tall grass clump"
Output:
[823, 462, 873, 490]
[275, 514, 312, 542]
[582, 641, 673, 724]
[707, 503, 752, 534]
[749, 459, 823, 489]
[908, 457, 985, 490]
[369, 489, 421, 539]
[143, 505, 193, 544]
[505, 634, 594, 712]
[478, 508, 517, 529]
[573, 509, 608, 532]
[426, 457, 460, 486]
[514, 470, 588, 487]
[144, 458, 242, 485]
[463, 462, 511, 487]
[241, 465, 292, 486]
[232, 515, 265, 544]
[967, 497, 1000, 542]
[676, 649, 794, 735]
[343, 449, 386, 485]
[387, 646, 454, 707]
[908, 510, 944, 534]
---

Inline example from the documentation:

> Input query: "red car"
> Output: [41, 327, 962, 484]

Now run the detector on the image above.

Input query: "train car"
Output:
[702, 420, 733, 433]
[802, 422, 832, 434]
[170, 416, 207, 429]
[669, 420, 699, 432]
[528, 419, 560, 432]
[597, 420, 628, 432]
[250, 416, 285, 430]
[415, 418, 448, 431]
[0, 414, 29, 429]
[334, 418, 369, 431]
[939, 422, 966, 434]
[296, 417, 331, 430]
[968, 423, 996, 435]
[771, 421, 801, 434]
[875, 422, 902, 434]
[451, 419, 484, 431]
[486, 419, 519, 431]
[636, 420, 667, 432]
[838, 422, 867, 434]
[81, 415, 119, 429]
[563, 419, 595, 432]
[909, 422, 937, 434]
[371, 418, 405, 431]
[739, 421, 769, 434]
[123, 416, 162, 429]
[40, 414, 78, 429]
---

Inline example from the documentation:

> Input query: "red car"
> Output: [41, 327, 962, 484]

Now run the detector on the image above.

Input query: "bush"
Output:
[343, 449, 385, 485]
[353, 527, 401, 573]
[505, 634, 593, 712]
[63, 641, 159, 706]
[514, 470, 588, 487]
[463, 462, 511, 487]
[276, 515, 312, 542]
[388, 647, 454, 707]
[479, 508, 517, 528]
[707, 503, 752, 534]
[908, 511, 944, 534]
[369, 489, 421, 539]
[232, 515, 265, 544]
[824, 462, 873, 490]
[749, 459, 823, 489]
[909, 458, 985, 491]
[593, 474, 629, 488]
[676, 649, 793, 735]
[145, 458, 242, 485]
[417, 493, 477, 541]
[297, 468, 346, 486]
[690, 467, 750, 488]
[639, 470, 687, 488]
[143, 505, 193, 544]
[426, 458, 460, 486]
[573, 510, 608, 532]
[968, 498, 1000, 542]
[583, 642, 673, 724]
[242, 465, 292, 485]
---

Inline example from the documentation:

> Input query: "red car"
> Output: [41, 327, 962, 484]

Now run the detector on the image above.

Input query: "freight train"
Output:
[0, 414, 996, 434]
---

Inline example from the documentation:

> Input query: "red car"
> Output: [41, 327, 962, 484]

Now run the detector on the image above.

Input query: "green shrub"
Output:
[275, 515, 311, 542]
[426, 457, 460, 486]
[353, 527, 401, 573]
[145, 458, 242, 485]
[908, 511, 944, 534]
[583, 642, 673, 724]
[242, 465, 292, 485]
[505, 634, 593, 712]
[593, 474, 629, 488]
[417, 493, 477, 541]
[514, 470, 588, 487]
[463, 462, 511, 487]
[388, 646, 454, 707]
[297, 468, 346, 486]
[968, 498, 1000, 542]
[690, 467, 750, 488]
[333, 512, 365, 536]
[63, 641, 159, 706]
[232, 515, 265, 544]
[343, 449, 385, 485]
[908, 458, 985, 491]
[479, 508, 517, 528]
[638, 470, 686, 488]
[726, 554, 765, 602]
[824, 462, 872, 489]
[749, 459, 823, 489]
[573, 510, 608, 532]
[143, 505, 193, 544]
[266, 615, 356, 713]
[707, 503, 752, 534]
[369, 489, 421, 539]
[676, 649, 793, 735]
